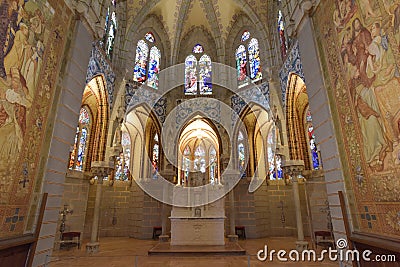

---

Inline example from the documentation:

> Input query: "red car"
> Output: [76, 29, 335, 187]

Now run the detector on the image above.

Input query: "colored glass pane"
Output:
[241, 30, 250, 42]
[209, 147, 217, 184]
[133, 40, 148, 82]
[145, 32, 155, 43]
[115, 132, 131, 180]
[79, 108, 90, 125]
[193, 44, 204, 53]
[194, 146, 206, 173]
[105, 11, 117, 58]
[199, 54, 212, 95]
[147, 46, 161, 89]
[152, 135, 159, 179]
[248, 38, 262, 81]
[184, 55, 198, 95]
[75, 127, 88, 171]
[68, 127, 79, 169]
[278, 10, 287, 59]
[238, 143, 245, 175]
[307, 110, 320, 170]
[236, 45, 248, 85]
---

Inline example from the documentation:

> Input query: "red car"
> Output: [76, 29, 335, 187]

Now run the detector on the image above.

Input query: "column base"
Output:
[86, 242, 100, 254]
[159, 235, 169, 242]
[295, 240, 309, 252]
[228, 235, 238, 243]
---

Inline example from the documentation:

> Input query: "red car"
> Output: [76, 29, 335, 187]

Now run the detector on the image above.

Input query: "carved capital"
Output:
[282, 160, 305, 177]
[91, 161, 114, 178]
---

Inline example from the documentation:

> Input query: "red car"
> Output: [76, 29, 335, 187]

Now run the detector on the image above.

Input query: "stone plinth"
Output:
[170, 218, 225, 246]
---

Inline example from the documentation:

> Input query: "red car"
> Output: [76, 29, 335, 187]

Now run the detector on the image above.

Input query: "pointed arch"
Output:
[286, 73, 321, 170]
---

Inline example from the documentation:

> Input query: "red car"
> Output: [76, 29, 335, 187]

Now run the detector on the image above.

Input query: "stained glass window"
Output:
[238, 131, 245, 177]
[199, 54, 212, 95]
[147, 46, 161, 89]
[79, 108, 90, 125]
[278, 10, 288, 59]
[69, 108, 91, 171]
[103, 1, 117, 60]
[145, 32, 155, 43]
[307, 109, 320, 170]
[76, 128, 88, 171]
[236, 33, 262, 85]
[133, 40, 149, 83]
[152, 133, 159, 179]
[133, 34, 161, 88]
[183, 146, 191, 186]
[194, 146, 206, 173]
[115, 132, 131, 181]
[68, 127, 79, 169]
[248, 38, 262, 81]
[268, 130, 283, 180]
[184, 55, 198, 95]
[193, 44, 204, 54]
[209, 147, 217, 184]
[236, 45, 248, 86]
[241, 30, 250, 42]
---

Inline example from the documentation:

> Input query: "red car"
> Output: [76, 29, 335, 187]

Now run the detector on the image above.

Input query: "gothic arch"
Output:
[123, 14, 171, 77]
[225, 13, 269, 80]
[285, 73, 315, 170]
[178, 26, 217, 64]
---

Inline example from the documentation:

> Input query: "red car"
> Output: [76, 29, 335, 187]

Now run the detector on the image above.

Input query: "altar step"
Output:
[148, 242, 246, 256]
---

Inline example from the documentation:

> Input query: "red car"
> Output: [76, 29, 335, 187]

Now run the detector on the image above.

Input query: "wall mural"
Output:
[315, 0, 400, 238]
[0, 0, 70, 238]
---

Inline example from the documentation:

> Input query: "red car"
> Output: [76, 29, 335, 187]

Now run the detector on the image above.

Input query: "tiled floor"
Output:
[49, 237, 339, 266]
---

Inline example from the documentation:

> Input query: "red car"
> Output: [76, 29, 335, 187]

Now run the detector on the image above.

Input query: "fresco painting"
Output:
[316, 0, 400, 237]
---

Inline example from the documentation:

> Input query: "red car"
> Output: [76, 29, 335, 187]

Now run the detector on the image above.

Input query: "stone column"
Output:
[282, 160, 308, 251]
[225, 170, 240, 242]
[86, 161, 114, 254]
[159, 167, 174, 242]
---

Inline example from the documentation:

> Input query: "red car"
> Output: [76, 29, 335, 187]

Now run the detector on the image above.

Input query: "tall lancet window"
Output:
[152, 133, 160, 178]
[306, 109, 320, 170]
[267, 130, 283, 180]
[103, 0, 117, 60]
[69, 107, 91, 171]
[184, 44, 212, 95]
[278, 9, 288, 60]
[115, 131, 131, 181]
[133, 32, 161, 89]
[209, 147, 217, 184]
[238, 130, 246, 177]
[236, 31, 262, 87]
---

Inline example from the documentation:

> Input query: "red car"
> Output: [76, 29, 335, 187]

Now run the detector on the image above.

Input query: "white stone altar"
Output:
[170, 186, 226, 246]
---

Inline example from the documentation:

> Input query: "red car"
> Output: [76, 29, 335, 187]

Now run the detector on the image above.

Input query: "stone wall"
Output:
[54, 171, 90, 248]
[84, 180, 132, 238]
[225, 177, 328, 239]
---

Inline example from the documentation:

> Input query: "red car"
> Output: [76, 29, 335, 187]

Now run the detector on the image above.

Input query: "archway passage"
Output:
[286, 74, 321, 171]
[178, 117, 220, 186]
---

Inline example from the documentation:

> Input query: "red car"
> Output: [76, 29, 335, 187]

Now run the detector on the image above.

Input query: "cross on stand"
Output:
[277, 201, 287, 227]
[19, 163, 29, 188]
[5, 208, 24, 231]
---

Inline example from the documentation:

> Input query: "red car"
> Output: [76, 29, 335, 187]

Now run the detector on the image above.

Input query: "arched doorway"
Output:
[177, 117, 220, 186]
